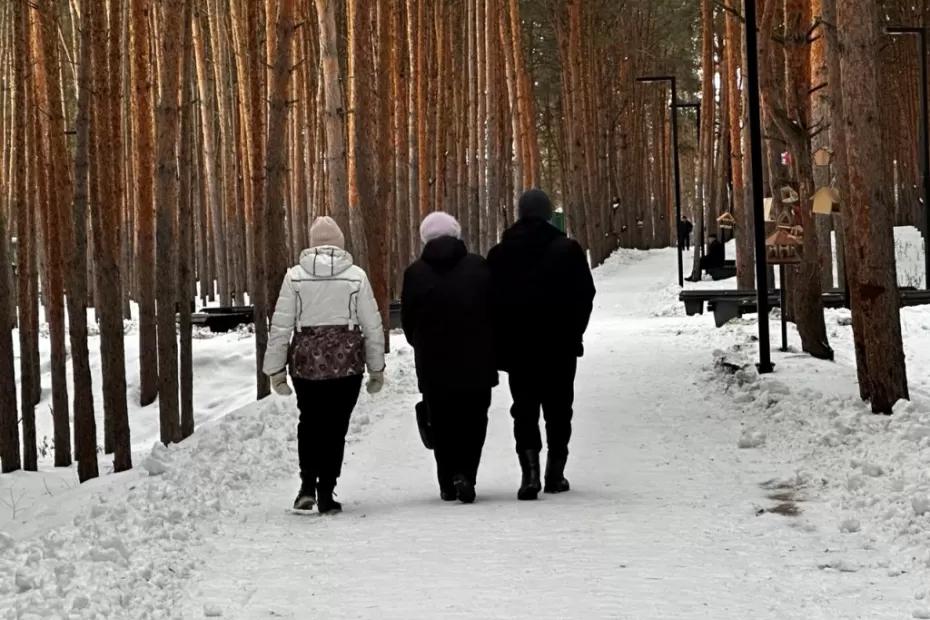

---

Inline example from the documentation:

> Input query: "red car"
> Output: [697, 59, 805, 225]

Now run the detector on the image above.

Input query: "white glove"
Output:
[269, 371, 292, 396]
[366, 371, 384, 395]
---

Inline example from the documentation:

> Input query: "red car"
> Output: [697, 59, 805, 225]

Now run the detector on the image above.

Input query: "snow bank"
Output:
[0, 397, 291, 618]
[709, 343, 930, 587]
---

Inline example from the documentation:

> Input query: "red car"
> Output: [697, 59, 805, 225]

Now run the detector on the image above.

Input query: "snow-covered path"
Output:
[181, 249, 916, 619]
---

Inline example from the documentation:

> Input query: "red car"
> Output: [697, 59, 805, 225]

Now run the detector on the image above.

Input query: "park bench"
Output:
[690, 287, 929, 328]
[191, 306, 254, 333]
[188, 301, 404, 333]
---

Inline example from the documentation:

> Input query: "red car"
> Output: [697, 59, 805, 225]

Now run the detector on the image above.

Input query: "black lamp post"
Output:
[637, 75, 684, 287]
[674, 102, 702, 254]
[743, 0, 774, 373]
[887, 26, 930, 291]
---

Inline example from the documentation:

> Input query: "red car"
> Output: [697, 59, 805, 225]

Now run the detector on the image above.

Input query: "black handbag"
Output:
[415, 401, 433, 450]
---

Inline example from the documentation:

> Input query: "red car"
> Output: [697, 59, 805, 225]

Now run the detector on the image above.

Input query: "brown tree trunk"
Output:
[90, 0, 132, 472]
[315, 0, 352, 246]
[33, 6, 72, 467]
[179, 3, 195, 440]
[836, 0, 909, 412]
[71, 0, 99, 481]
[263, 0, 297, 385]
[15, 0, 38, 470]
[155, 0, 185, 444]
[132, 0, 159, 408]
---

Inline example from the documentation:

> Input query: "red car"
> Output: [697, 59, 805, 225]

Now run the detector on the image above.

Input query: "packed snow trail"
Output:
[181, 248, 917, 619]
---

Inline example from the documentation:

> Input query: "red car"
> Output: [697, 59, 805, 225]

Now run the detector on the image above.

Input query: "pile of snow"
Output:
[0, 397, 290, 618]
[708, 344, 930, 588]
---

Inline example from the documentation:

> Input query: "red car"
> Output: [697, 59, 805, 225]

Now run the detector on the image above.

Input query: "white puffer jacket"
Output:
[263, 246, 385, 376]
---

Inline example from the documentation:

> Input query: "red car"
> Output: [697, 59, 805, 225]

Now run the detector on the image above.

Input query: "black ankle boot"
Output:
[453, 474, 476, 504]
[317, 483, 342, 514]
[544, 454, 570, 494]
[293, 480, 316, 511]
[517, 450, 541, 501]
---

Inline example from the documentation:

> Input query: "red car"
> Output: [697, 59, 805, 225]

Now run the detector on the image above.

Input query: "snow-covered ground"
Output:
[1, 228, 929, 618]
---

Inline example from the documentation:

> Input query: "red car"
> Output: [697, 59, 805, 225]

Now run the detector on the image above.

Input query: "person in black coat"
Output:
[487, 189, 596, 501]
[699, 233, 726, 273]
[678, 216, 694, 251]
[402, 212, 498, 504]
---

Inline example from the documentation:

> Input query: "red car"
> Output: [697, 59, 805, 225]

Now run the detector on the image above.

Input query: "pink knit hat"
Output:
[419, 211, 462, 244]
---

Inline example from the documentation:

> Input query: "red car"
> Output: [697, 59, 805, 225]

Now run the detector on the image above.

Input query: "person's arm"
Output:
[357, 271, 386, 373]
[567, 241, 596, 343]
[400, 268, 417, 348]
[263, 271, 298, 376]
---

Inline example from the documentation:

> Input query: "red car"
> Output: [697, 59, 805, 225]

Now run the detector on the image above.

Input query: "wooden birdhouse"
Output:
[716, 212, 737, 230]
[813, 147, 834, 167]
[812, 186, 841, 215]
[780, 185, 800, 204]
[763, 197, 775, 221]
[765, 214, 803, 265]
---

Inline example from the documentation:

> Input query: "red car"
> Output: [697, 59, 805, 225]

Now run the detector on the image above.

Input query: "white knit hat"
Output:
[309, 216, 346, 250]
[419, 211, 462, 244]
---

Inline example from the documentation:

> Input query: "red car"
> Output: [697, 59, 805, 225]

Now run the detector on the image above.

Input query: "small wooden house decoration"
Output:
[716, 212, 737, 230]
[812, 186, 841, 215]
[780, 185, 800, 204]
[813, 147, 834, 167]
[763, 197, 775, 221]
[765, 213, 803, 265]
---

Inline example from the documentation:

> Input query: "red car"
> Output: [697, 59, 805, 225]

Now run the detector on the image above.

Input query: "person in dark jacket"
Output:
[699, 233, 726, 273]
[402, 212, 498, 504]
[678, 216, 694, 251]
[487, 189, 596, 501]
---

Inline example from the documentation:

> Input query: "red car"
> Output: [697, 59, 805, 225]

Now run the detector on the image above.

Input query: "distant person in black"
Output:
[678, 216, 694, 251]
[700, 233, 726, 273]
[402, 212, 497, 504]
[487, 189, 596, 501]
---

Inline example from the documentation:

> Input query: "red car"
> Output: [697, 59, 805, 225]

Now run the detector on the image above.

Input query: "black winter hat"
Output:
[518, 189, 554, 222]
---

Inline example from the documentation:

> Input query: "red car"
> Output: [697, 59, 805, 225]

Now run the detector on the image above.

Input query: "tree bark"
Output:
[155, 0, 185, 444]
[836, 0, 909, 412]
[132, 0, 159, 407]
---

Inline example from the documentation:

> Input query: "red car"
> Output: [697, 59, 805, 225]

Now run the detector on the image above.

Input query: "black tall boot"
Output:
[317, 481, 342, 514]
[517, 450, 541, 501]
[544, 454, 570, 494]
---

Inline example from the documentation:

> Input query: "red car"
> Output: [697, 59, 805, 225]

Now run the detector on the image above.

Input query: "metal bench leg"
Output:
[714, 303, 741, 328]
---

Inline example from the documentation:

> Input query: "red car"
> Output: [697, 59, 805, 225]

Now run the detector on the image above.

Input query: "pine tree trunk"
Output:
[193, 6, 229, 307]
[89, 0, 132, 472]
[179, 4, 196, 440]
[70, 0, 99, 481]
[264, 0, 296, 378]
[836, 0, 909, 412]
[315, 0, 351, 244]
[34, 7, 72, 467]
[131, 0, 159, 408]
[155, 0, 185, 444]
[14, 0, 37, 470]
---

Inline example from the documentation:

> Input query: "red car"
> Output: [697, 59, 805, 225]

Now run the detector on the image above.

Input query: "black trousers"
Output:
[508, 356, 578, 460]
[424, 387, 491, 490]
[293, 374, 363, 488]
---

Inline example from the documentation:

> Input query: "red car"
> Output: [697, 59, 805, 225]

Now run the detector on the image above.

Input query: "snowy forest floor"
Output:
[3, 233, 930, 619]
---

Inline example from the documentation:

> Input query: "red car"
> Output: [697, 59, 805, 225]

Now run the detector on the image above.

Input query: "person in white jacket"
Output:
[264, 216, 385, 513]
